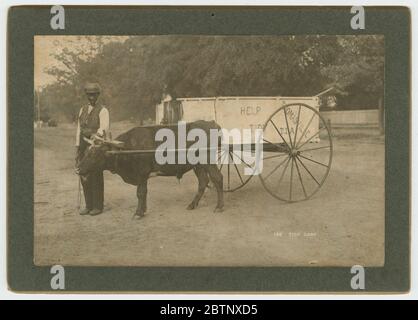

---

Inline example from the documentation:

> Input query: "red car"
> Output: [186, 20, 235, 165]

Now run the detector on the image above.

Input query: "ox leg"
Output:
[134, 178, 148, 219]
[206, 165, 224, 213]
[187, 166, 209, 210]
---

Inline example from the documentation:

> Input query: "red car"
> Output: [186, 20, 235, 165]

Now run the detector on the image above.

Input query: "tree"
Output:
[320, 35, 384, 108]
[40, 35, 385, 123]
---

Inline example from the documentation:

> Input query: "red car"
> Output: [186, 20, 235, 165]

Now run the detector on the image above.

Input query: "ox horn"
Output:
[92, 134, 105, 142]
[91, 132, 123, 147]
[106, 139, 124, 147]
[101, 131, 124, 147]
[83, 137, 94, 145]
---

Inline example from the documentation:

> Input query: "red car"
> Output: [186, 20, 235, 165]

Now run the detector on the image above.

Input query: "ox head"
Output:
[76, 134, 124, 177]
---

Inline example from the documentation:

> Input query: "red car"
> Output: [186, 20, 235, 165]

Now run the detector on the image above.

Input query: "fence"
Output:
[320, 109, 379, 127]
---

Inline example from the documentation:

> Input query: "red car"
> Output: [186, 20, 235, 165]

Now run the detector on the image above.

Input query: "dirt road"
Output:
[34, 123, 384, 266]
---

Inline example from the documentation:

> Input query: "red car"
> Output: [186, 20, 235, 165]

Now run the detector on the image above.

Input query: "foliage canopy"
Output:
[36, 35, 384, 123]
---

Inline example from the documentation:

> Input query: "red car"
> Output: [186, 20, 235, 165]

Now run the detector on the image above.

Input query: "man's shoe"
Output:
[89, 209, 103, 216]
[79, 208, 91, 215]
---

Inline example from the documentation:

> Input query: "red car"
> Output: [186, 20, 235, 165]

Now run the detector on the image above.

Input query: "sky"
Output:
[34, 36, 129, 90]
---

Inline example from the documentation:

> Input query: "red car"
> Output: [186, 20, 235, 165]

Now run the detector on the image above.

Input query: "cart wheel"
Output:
[259, 103, 332, 202]
[217, 147, 254, 192]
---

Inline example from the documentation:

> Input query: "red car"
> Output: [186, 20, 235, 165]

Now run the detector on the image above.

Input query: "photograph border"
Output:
[7, 6, 410, 292]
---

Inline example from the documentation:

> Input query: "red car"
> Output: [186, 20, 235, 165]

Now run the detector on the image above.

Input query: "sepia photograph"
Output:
[33, 34, 385, 267]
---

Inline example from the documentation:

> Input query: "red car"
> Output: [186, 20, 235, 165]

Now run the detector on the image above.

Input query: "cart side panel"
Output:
[179, 98, 217, 123]
[162, 96, 321, 145]
[275, 97, 320, 144]
[215, 97, 320, 144]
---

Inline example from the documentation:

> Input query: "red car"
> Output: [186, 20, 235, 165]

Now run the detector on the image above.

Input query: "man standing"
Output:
[75, 82, 110, 216]
[159, 84, 182, 124]
[160, 84, 172, 125]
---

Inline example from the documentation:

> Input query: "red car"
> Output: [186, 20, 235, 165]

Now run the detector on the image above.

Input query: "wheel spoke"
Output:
[283, 107, 293, 148]
[231, 150, 253, 169]
[296, 156, 320, 185]
[294, 158, 308, 199]
[298, 154, 328, 168]
[217, 150, 225, 164]
[295, 112, 316, 148]
[269, 119, 291, 150]
[263, 156, 290, 181]
[218, 150, 227, 171]
[263, 153, 288, 161]
[293, 105, 301, 146]
[277, 156, 292, 188]
[296, 126, 326, 150]
[227, 155, 231, 190]
[218, 149, 255, 192]
[299, 145, 331, 153]
[289, 157, 294, 201]
[233, 161, 245, 184]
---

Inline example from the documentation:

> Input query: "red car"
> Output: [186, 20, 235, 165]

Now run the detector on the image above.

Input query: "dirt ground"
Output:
[34, 122, 385, 266]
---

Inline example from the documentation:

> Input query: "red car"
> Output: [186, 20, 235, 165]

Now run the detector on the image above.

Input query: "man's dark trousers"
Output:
[79, 139, 104, 211]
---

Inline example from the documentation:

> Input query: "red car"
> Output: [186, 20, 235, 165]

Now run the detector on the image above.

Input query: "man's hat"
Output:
[84, 82, 101, 94]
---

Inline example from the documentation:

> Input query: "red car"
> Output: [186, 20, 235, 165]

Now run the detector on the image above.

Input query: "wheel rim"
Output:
[259, 103, 333, 202]
[217, 148, 254, 192]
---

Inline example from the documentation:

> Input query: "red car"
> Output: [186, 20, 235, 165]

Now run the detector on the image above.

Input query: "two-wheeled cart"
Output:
[156, 94, 333, 202]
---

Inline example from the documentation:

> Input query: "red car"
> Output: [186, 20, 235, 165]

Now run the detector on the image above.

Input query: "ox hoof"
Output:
[132, 213, 144, 220]
[213, 207, 224, 213]
[187, 203, 197, 210]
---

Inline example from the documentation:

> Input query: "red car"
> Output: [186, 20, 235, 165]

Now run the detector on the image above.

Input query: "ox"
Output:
[76, 120, 224, 219]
